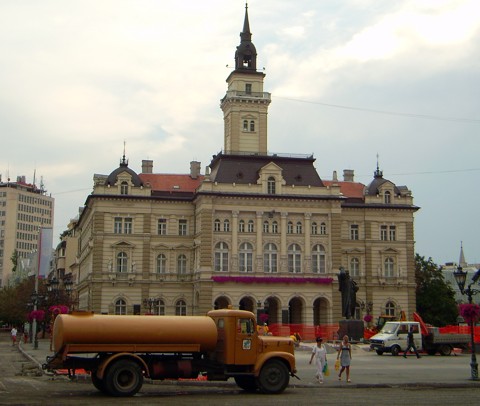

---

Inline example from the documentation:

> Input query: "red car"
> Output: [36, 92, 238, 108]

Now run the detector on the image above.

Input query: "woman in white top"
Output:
[309, 336, 327, 384]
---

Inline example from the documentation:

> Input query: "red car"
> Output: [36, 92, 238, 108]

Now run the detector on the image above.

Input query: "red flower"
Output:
[459, 304, 480, 324]
[363, 314, 373, 323]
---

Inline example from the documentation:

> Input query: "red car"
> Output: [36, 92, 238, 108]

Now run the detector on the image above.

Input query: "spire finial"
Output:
[374, 153, 383, 178]
[459, 241, 466, 267]
[120, 141, 129, 166]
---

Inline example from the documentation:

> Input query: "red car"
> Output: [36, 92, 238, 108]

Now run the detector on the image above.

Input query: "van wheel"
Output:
[376, 350, 384, 355]
[235, 376, 258, 392]
[391, 345, 401, 356]
[104, 360, 143, 397]
[438, 345, 452, 356]
[256, 360, 289, 394]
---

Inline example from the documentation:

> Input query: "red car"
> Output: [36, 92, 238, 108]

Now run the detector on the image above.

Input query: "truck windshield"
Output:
[381, 323, 399, 334]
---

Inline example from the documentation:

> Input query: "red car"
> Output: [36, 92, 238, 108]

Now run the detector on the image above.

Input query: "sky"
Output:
[1, 0, 479, 265]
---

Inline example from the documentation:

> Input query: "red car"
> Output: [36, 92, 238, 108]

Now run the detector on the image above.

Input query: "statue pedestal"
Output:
[338, 319, 364, 342]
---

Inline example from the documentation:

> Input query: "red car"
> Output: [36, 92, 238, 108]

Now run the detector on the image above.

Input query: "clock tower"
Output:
[220, 4, 271, 154]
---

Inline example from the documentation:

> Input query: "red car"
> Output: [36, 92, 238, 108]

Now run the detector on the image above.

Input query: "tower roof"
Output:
[235, 3, 257, 71]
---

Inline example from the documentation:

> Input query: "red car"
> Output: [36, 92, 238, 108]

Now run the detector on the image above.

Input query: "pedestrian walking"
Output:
[10, 326, 18, 346]
[309, 336, 327, 384]
[337, 335, 352, 382]
[403, 327, 421, 358]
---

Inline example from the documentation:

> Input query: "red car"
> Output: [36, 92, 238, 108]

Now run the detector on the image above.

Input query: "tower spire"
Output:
[459, 241, 466, 267]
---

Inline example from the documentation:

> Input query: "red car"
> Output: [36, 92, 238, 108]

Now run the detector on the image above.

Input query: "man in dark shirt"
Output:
[403, 327, 421, 358]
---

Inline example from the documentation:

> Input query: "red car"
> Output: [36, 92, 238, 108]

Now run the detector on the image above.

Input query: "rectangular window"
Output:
[245, 83, 252, 94]
[114, 217, 122, 234]
[158, 219, 167, 235]
[178, 219, 187, 236]
[389, 226, 396, 241]
[380, 225, 388, 241]
[350, 224, 359, 240]
[124, 217, 133, 234]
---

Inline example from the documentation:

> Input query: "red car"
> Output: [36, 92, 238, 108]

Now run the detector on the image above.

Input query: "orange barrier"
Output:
[268, 323, 340, 341]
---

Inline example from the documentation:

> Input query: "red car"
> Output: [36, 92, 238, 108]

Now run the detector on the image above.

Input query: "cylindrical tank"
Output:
[52, 313, 218, 353]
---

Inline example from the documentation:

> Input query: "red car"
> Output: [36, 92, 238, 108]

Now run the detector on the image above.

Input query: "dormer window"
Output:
[384, 191, 391, 204]
[120, 181, 129, 195]
[267, 177, 276, 194]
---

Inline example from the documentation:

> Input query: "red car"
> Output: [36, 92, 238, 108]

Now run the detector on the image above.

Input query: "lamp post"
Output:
[143, 297, 159, 314]
[30, 291, 44, 350]
[64, 278, 73, 310]
[453, 266, 480, 381]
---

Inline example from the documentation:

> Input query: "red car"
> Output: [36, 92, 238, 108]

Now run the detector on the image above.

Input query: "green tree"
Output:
[415, 254, 458, 326]
[10, 249, 18, 273]
[0, 277, 35, 326]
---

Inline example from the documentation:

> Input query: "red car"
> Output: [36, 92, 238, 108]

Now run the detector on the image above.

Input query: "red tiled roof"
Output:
[139, 174, 204, 193]
[323, 180, 365, 199]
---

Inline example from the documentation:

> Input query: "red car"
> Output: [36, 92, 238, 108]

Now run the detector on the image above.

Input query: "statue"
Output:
[338, 267, 359, 319]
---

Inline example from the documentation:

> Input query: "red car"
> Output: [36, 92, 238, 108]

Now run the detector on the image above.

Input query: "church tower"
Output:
[220, 4, 271, 154]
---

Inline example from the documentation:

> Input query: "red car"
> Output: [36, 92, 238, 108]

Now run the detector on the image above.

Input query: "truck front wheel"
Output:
[256, 360, 289, 394]
[376, 350, 384, 355]
[391, 345, 401, 356]
[104, 359, 143, 397]
[234, 376, 258, 392]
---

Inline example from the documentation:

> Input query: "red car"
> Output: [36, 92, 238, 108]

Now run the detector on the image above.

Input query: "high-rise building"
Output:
[70, 6, 418, 334]
[0, 175, 54, 287]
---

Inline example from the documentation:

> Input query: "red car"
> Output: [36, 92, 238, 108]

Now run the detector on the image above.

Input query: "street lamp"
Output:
[453, 266, 480, 381]
[46, 277, 60, 303]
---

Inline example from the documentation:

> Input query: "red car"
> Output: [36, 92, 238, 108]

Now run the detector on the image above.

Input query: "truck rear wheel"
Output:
[256, 359, 289, 394]
[234, 376, 258, 392]
[438, 345, 452, 356]
[91, 372, 107, 393]
[104, 359, 143, 397]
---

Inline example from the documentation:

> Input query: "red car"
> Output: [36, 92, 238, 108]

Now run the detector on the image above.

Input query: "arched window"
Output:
[175, 299, 187, 316]
[350, 257, 360, 277]
[239, 220, 245, 233]
[247, 220, 254, 233]
[311, 222, 318, 235]
[157, 299, 165, 315]
[267, 177, 276, 194]
[384, 257, 395, 277]
[250, 120, 255, 131]
[243, 120, 248, 131]
[214, 219, 221, 232]
[288, 244, 302, 273]
[116, 252, 128, 273]
[385, 301, 396, 317]
[239, 242, 253, 272]
[384, 191, 391, 204]
[156, 253, 167, 274]
[296, 221, 303, 234]
[272, 221, 278, 234]
[177, 254, 187, 274]
[214, 242, 229, 272]
[263, 220, 269, 233]
[120, 181, 128, 195]
[223, 219, 230, 232]
[287, 221, 293, 234]
[312, 244, 326, 274]
[114, 298, 127, 315]
[320, 222, 327, 235]
[263, 243, 278, 273]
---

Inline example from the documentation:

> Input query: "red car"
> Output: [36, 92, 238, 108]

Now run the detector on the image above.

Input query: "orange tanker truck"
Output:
[43, 308, 297, 397]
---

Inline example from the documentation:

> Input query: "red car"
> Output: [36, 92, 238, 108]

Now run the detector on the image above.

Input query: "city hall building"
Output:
[70, 7, 418, 334]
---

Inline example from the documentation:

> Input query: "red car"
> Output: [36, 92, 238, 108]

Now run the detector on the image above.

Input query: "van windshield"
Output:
[381, 323, 399, 334]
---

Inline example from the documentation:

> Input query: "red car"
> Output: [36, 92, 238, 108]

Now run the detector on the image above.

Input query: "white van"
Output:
[369, 321, 422, 356]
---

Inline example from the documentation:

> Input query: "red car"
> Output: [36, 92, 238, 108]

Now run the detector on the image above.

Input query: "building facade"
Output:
[71, 6, 419, 331]
[0, 175, 54, 287]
